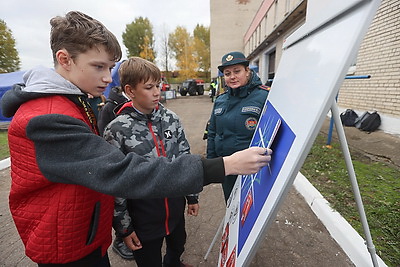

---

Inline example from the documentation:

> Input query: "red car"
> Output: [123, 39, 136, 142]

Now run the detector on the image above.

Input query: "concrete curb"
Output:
[0, 157, 10, 170]
[0, 157, 387, 266]
[294, 172, 387, 267]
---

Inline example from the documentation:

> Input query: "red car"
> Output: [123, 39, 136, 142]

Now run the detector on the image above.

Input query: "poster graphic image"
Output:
[220, 223, 229, 267]
[238, 101, 295, 254]
[226, 246, 236, 267]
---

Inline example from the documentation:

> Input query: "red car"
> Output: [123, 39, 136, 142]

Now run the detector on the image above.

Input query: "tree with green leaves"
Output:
[122, 17, 155, 62]
[0, 19, 21, 73]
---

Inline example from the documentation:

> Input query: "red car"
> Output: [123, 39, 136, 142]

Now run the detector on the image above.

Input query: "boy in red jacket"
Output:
[1, 11, 272, 266]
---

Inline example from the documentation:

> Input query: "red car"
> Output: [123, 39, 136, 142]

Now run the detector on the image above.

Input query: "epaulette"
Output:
[216, 90, 228, 98]
[259, 84, 271, 91]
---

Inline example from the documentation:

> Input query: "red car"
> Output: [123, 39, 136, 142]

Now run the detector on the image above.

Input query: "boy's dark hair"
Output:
[118, 57, 161, 91]
[50, 11, 122, 65]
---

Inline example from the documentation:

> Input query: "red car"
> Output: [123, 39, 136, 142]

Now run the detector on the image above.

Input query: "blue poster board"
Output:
[237, 101, 294, 254]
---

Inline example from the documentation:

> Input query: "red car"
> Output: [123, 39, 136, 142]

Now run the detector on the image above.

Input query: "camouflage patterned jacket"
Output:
[103, 102, 199, 241]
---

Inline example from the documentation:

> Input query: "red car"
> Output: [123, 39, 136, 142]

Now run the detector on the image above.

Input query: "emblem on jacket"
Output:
[164, 130, 173, 139]
[245, 117, 258, 130]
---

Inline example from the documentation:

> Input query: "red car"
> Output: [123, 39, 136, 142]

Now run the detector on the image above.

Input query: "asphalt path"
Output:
[0, 95, 354, 266]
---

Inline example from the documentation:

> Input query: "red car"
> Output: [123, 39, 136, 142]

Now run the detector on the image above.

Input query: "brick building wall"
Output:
[210, 0, 400, 135]
[338, 0, 400, 118]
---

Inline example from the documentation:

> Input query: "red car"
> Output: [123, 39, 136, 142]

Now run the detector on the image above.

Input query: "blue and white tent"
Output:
[0, 71, 25, 121]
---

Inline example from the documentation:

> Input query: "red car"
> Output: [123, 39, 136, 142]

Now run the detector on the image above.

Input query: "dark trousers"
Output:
[37, 248, 110, 267]
[133, 219, 186, 267]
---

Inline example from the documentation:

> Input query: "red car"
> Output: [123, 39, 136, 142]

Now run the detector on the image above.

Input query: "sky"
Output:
[0, 0, 210, 71]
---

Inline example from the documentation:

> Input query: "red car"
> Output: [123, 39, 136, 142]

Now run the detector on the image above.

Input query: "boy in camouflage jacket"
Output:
[103, 57, 198, 267]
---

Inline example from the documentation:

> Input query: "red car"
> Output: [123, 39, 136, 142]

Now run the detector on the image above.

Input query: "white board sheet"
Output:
[218, 0, 381, 266]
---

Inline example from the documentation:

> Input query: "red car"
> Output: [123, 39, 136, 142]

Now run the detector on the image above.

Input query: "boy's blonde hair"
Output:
[118, 57, 161, 91]
[50, 11, 122, 66]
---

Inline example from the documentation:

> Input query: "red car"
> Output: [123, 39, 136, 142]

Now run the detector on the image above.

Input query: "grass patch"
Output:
[301, 134, 400, 267]
[0, 131, 9, 160]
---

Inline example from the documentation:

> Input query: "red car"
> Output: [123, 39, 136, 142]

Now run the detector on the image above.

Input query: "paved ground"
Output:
[0, 94, 398, 266]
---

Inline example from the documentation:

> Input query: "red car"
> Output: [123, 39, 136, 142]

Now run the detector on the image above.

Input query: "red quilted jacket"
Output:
[8, 95, 114, 264]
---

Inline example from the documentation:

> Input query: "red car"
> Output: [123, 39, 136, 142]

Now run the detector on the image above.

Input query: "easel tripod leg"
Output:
[204, 218, 224, 261]
[331, 101, 379, 267]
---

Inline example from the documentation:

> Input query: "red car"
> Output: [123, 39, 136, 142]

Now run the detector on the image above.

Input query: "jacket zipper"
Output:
[147, 121, 170, 235]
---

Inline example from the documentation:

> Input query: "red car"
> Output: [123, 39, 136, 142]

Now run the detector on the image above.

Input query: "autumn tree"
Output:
[139, 36, 155, 62]
[0, 19, 21, 73]
[193, 24, 210, 78]
[122, 17, 156, 62]
[168, 26, 197, 80]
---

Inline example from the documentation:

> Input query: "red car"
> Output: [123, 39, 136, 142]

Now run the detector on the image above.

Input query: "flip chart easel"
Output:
[204, 90, 384, 267]
[207, 1, 384, 266]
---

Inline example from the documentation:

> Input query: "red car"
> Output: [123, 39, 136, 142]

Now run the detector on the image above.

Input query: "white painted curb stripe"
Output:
[294, 172, 387, 267]
[0, 157, 10, 170]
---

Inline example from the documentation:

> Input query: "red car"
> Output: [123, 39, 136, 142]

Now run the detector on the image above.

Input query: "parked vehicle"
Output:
[179, 79, 205, 96]
[160, 76, 170, 91]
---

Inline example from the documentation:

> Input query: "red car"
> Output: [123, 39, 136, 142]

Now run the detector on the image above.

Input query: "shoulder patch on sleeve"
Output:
[259, 85, 270, 91]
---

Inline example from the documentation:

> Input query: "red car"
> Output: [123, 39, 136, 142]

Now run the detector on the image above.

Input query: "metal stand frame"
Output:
[331, 100, 379, 266]
[326, 75, 371, 146]
[204, 217, 224, 261]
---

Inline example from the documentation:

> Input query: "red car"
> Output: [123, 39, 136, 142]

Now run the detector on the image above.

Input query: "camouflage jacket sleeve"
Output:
[186, 194, 199, 204]
[112, 197, 134, 237]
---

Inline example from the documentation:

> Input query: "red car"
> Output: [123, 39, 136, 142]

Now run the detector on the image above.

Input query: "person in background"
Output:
[98, 86, 128, 135]
[87, 93, 107, 119]
[1, 12, 272, 266]
[98, 60, 128, 136]
[206, 51, 270, 202]
[104, 57, 197, 267]
[209, 79, 217, 102]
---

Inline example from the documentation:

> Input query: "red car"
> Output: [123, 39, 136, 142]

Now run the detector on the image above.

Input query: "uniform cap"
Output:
[218, 52, 249, 72]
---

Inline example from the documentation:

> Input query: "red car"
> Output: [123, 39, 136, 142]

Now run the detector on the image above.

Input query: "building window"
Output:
[253, 60, 260, 74]
[268, 50, 276, 80]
